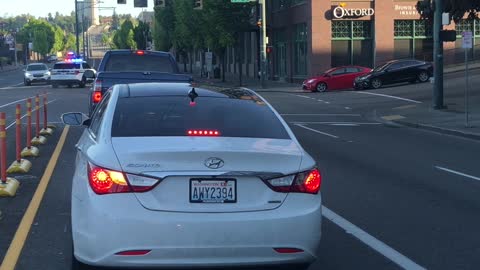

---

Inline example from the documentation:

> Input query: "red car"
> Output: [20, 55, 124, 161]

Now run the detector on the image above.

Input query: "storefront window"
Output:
[294, 23, 308, 76]
[394, 20, 433, 62]
[331, 20, 373, 68]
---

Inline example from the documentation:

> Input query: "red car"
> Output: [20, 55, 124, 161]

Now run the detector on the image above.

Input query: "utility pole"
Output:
[433, 0, 445, 109]
[13, 30, 18, 66]
[260, 0, 267, 88]
[75, 0, 80, 56]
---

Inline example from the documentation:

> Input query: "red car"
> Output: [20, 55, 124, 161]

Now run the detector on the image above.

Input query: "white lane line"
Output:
[6, 99, 58, 130]
[345, 107, 351, 110]
[292, 122, 381, 125]
[0, 97, 32, 109]
[435, 166, 480, 181]
[317, 99, 325, 102]
[292, 94, 312, 99]
[294, 124, 339, 139]
[355, 91, 422, 104]
[324, 101, 331, 104]
[323, 206, 426, 270]
[281, 113, 361, 116]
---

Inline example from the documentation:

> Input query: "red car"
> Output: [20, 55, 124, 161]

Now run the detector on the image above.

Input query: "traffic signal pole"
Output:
[433, 0, 445, 109]
[260, 0, 267, 89]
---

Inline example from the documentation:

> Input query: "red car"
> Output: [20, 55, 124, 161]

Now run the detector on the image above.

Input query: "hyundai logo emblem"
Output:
[204, 157, 224, 169]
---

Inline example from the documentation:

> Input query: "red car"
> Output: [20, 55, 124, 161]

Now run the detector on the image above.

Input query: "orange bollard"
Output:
[21, 99, 39, 157]
[31, 94, 47, 145]
[0, 111, 20, 196]
[0, 112, 6, 184]
[7, 105, 32, 174]
[40, 93, 53, 136]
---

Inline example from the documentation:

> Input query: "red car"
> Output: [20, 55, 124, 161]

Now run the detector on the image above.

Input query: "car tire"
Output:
[315, 82, 327, 92]
[24, 80, 31, 86]
[67, 84, 73, 88]
[371, 78, 382, 89]
[417, 71, 430, 83]
[79, 82, 86, 88]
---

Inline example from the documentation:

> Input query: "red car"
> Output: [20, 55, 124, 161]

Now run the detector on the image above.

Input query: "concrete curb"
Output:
[0, 67, 21, 74]
[393, 119, 480, 141]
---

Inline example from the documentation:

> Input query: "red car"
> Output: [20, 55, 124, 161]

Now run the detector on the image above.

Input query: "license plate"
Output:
[190, 179, 236, 203]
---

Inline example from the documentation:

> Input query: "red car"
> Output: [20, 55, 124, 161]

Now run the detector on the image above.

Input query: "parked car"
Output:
[24, 63, 50, 86]
[50, 59, 96, 88]
[302, 66, 371, 92]
[47, 55, 58, 62]
[354, 59, 433, 90]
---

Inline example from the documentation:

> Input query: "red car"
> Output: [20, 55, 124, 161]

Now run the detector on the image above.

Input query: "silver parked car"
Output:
[24, 63, 51, 86]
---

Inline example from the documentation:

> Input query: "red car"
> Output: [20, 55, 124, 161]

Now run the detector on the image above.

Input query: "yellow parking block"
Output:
[47, 124, 57, 129]
[7, 159, 32, 174]
[31, 136, 47, 145]
[21, 146, 40, 157]
[39, 128, 54, 136]
[0, 178, 20, 197]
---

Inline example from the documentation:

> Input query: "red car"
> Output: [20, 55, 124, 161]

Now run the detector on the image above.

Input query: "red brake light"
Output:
[87, 164, 160, 195]
[135, 50, 145, 55]
[88, 164, 130, 194]
[92, 91, 102, 103]
[266, 168, 321, 194]
[187, 130, 220, 136]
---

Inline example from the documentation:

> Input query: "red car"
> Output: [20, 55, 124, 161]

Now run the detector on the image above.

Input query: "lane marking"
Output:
[317, 99, 325, 102]
[291, 121, 381, 126]
[323, 206, 426, 270]
[435, 166, 480, 181]
[393, 104, 418, 110]
[382, 115, 406, 121]
[294, 124, 339, 139]
[281, 113, 361, 116]
[0, 126, 70, 270]
[292, 94, 312, 99]
[345, 107, 351, 110]
[6, 99, 58, 130]
[0, 92, 50, 109]
[355, 91, 422, 104]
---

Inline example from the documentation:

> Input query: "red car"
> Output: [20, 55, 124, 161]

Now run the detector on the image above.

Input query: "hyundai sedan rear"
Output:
[65, 83, 322, 269]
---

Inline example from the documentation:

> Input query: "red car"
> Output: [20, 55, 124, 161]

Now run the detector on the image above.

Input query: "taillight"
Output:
[135, 50, 145, 55]
[266, 168, 321, 194]
[187, 130, 220, 136]
[92, 91, 102, 103]
[87, 164, 160, 195]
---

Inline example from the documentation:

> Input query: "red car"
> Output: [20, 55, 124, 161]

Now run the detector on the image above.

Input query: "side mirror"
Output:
[61, 112, 90, 126]
[84, 70, 96, 79]
[325, 73, 332, 78]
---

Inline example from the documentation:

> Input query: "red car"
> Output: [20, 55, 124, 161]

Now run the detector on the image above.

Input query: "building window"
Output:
[294, 23, 308, 76]
[454, 19, 480, 62]
[394, 20, 433, 62]
[331, 20, 373, 68]
[272, 0, 306, 11]
[274, 29, 287, 78]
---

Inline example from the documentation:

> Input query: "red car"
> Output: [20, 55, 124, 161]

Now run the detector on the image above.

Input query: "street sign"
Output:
[462, 31, 473, 49]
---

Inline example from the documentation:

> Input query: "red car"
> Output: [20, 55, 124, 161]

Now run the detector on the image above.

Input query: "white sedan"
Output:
[63, 82, 322, 269]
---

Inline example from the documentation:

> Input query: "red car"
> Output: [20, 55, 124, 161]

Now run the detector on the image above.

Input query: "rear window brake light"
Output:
[135, 50, 145, 55]
[187, 130, 220, 136]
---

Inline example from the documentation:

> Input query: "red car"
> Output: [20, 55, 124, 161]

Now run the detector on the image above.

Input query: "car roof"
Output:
[117, 83, 261, 101]
[27, 63, 46, 66]
[106, 49, 172, 57]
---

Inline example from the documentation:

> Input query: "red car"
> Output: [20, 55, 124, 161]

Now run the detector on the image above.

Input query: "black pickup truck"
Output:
[87, 50, 192, 114]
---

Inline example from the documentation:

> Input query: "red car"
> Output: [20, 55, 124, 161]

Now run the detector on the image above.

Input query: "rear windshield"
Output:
[112, 96, 290, 139]
[104, 54, 175, 73]
[27, 65, 48, 71]
[53, 63, 80, 69]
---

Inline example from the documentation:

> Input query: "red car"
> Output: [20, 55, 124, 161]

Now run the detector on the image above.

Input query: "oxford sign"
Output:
[332, 5, 375, 19]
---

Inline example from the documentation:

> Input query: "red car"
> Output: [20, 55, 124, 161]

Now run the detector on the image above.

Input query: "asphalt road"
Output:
[1, 69, 480, 270]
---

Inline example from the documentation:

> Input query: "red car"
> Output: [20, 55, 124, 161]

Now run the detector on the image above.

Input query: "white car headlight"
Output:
[307, 79, 316, 83]
[25, 72, 32, 77]
[44, 72, 51, 76]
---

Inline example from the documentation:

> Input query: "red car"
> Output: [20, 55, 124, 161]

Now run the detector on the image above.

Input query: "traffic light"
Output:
[154, 0, 165, 8]
[194, 0, 203, 10]
[416, 0, 433, 19]
[117, 0, 126, 4]
[266, 46, 273, 54]
[134, 0, 148, 8]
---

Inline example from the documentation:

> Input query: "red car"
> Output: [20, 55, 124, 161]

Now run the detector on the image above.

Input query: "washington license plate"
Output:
[190, 179, 237, 203]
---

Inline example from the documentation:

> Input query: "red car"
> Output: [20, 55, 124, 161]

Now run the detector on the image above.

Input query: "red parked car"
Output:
[302, 66, 372, 92]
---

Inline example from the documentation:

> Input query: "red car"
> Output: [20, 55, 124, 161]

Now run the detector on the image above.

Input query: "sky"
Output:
[1, 0, 154, 18]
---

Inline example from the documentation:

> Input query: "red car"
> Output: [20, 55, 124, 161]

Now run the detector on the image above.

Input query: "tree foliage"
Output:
[418, 0, 480, 22]
[113, 19, 136, 49]
[17, 19, 55, 55]
[153, 1, 175, 51]
[133, 20, 150, 50]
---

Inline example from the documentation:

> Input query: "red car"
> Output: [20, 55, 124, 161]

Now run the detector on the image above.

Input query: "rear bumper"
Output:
[51, 79, 82, 85]
[72, 192, 322, 268]
[26, 77, 50, 82]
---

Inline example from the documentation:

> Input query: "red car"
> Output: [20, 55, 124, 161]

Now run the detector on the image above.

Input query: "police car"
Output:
[50, 58, 96, 88]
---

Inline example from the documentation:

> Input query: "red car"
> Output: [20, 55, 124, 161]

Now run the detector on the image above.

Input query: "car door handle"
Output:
[75, 144, 82, 152]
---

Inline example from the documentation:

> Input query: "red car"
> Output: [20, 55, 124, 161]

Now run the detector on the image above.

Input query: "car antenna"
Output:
[188, 87, 199, 106]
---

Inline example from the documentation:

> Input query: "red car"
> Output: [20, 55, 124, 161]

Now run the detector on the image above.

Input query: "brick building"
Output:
[223, 0, 475, 83]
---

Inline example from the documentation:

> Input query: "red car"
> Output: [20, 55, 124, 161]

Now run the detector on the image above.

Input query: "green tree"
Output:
[64, 33, 76, 51]
[113, 19, 136, 49]
[52, 25, 65, 54]
[17, 19, 56, 59]
[153, 1, 175, 51]
[33, 29, 49, 56]
[133, 20, 150, 50]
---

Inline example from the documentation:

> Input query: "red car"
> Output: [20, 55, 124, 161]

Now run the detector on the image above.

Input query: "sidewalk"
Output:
[192, 73, 302, 92]
[378, 96, 480, 141]
[0, 64, 22, 74]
